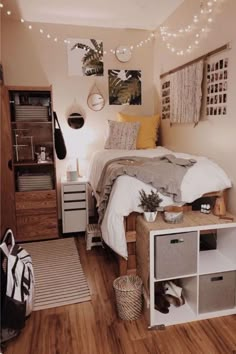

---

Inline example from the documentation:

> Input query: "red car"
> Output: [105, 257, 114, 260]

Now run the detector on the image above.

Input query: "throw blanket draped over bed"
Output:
[96, 154, 196, 222]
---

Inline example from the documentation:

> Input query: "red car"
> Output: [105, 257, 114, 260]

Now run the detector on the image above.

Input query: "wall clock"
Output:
[115, 46, 132, 63]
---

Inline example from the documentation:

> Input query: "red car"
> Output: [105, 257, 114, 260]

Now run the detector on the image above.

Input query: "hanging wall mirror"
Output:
[67, 112, 85, 129]
[87, 83, 105, 111]
[87, 93, 105, 111]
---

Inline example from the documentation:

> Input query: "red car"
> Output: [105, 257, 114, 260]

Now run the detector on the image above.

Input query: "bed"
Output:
[88, 146, 232, 275]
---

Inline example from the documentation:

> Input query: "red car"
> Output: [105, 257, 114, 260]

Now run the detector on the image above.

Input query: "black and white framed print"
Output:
[67, 38, 104, 76]
[108, 70, 141, 105]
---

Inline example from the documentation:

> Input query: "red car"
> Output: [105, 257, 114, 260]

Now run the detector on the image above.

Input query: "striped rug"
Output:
[23, 237, 91, 311]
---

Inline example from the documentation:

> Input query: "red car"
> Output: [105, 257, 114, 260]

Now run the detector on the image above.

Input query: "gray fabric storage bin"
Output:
[155, 231, 198, 279]
[199, 271, 236, 314]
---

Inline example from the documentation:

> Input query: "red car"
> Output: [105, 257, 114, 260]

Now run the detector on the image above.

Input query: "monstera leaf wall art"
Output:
[68, 38, 104, 76]
[108, 70, 141, 105]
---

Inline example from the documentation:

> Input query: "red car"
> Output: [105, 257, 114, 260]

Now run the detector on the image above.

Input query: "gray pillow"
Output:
[104, 120, 140, 150]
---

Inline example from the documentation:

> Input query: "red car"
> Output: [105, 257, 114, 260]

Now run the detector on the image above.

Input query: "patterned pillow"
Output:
[117, 113, 160, 149]
[104, 120, 140, 150]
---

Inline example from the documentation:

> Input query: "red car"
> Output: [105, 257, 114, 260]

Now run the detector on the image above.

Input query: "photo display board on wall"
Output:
[206, 57, 228, 117]
[161, 80, 170, 119]
[160, 48, 229, 122]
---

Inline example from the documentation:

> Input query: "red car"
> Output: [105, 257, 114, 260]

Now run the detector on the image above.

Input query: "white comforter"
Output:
[88, 147, 232, 258]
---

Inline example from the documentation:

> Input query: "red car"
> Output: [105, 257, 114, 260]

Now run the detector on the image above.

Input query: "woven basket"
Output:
[113, 275, 143, 320]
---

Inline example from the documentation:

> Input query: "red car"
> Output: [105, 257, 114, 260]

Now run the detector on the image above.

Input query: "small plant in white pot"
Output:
[139, 189, 163, 222]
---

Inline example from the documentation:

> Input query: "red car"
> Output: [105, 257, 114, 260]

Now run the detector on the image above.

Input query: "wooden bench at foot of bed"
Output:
[118, 190, 228, 276]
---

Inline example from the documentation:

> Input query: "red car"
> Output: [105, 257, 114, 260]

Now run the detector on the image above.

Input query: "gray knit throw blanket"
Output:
[96, 154, 196, 222]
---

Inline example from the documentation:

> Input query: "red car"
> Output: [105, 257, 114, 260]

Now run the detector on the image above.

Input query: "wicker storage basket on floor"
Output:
[113, 275, 143, 320]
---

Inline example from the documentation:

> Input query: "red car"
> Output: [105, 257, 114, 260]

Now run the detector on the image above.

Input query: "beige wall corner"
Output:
[155, 0, 236, 214]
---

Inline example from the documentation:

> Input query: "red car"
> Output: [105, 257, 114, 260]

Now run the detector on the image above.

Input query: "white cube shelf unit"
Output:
[136, 211, 236, 328]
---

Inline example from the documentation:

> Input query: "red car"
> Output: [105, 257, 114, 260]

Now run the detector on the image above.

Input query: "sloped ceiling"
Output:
[4, 0, 183, 30]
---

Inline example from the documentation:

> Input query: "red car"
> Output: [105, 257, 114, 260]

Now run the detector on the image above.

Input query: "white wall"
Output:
[2, 19, 155, 216]
[155, 0, 236, 214]
[2, 19, 155, 167]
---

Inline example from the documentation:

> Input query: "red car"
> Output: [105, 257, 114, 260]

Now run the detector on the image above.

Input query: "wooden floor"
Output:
[4, 236, 236, 354]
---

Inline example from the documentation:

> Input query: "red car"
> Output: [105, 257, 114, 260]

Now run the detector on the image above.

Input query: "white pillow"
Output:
[104, 120, 140, 150]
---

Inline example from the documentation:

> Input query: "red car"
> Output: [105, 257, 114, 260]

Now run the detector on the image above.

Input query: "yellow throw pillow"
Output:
[117, 113, 160, 149]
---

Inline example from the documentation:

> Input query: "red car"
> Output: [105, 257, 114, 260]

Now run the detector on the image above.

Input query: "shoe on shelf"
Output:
[164, 281, 185, 307]
[154, 281, 170, 314]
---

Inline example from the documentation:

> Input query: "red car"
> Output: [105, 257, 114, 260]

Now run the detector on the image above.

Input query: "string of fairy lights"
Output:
[160, 0, 224, 56]
[0, 1, 155, 55]
[0, 0, 225, 57]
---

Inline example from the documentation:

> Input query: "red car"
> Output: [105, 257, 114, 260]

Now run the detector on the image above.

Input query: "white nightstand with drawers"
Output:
[61, 177, 88, 233]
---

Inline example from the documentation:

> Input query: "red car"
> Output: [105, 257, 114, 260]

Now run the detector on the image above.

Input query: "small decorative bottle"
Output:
[40, 147, 46, 162]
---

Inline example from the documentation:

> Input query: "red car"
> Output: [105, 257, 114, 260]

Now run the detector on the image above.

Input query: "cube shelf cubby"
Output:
[136, 211, 236, 328]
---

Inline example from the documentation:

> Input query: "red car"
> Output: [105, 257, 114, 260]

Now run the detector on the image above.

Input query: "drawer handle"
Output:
[65, 199, 85, 203]
[65, 208, 86, 211]
[64, 191, 85, 194]
[211, 276, 223, 282]
[170, 239, 184, 244]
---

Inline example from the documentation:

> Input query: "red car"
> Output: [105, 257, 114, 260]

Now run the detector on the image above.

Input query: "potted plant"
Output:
[139, 189, 163, 222]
